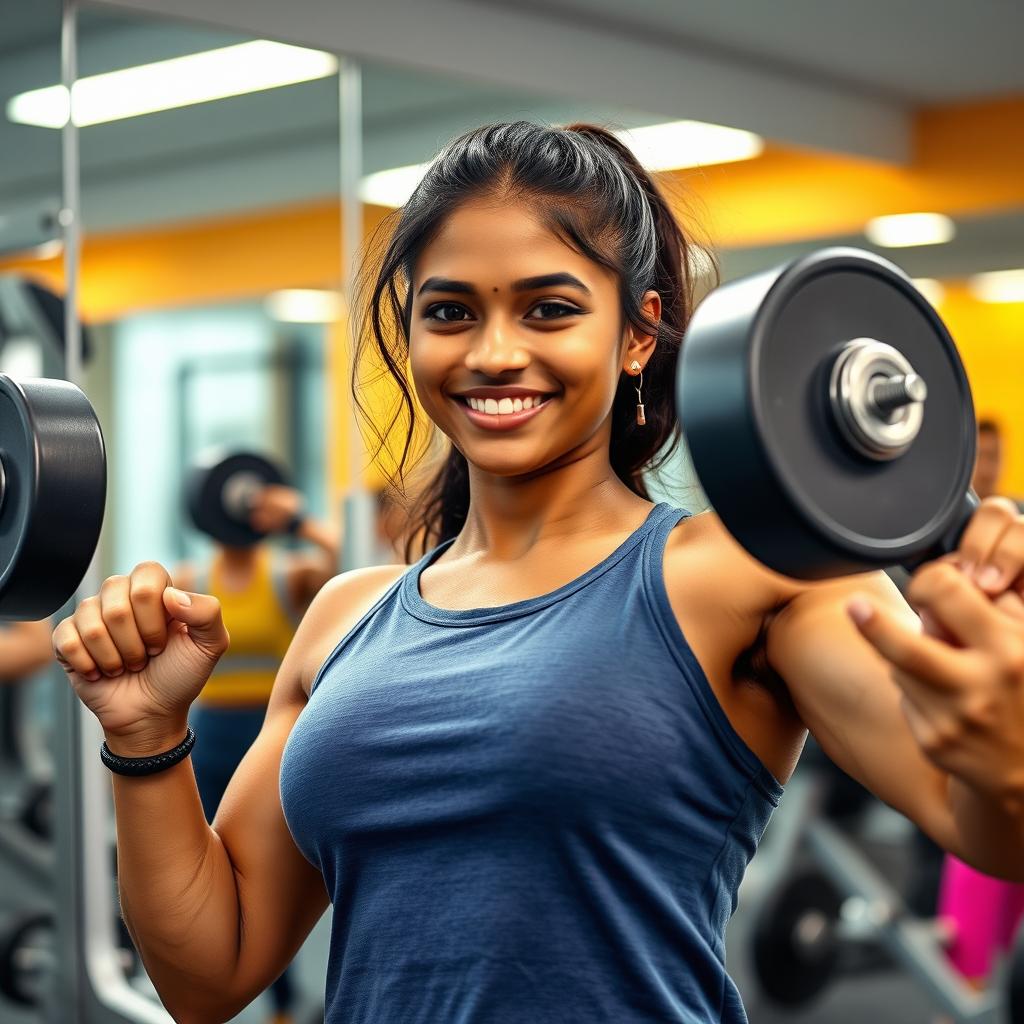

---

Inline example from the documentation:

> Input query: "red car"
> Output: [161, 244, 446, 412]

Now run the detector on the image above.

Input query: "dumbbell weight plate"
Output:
[185, 451, 287, 547]
[679, 248, 976, 580]
[751, 869, 843, 1007]
[0, 375, 105, 619]
[0, 910, 55, 1007]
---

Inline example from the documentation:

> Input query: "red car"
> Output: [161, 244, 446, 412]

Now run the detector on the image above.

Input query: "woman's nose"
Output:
[464, 318, 530, 374]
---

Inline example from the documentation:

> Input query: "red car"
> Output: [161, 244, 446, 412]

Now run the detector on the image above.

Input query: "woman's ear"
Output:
[623, 289, 662, 366]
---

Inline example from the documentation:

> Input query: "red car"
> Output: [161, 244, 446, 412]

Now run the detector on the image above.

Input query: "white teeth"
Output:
[465, 394, 549, 415]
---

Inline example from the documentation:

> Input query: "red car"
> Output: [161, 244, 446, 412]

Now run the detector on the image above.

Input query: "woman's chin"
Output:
[457, 444, 557, 479]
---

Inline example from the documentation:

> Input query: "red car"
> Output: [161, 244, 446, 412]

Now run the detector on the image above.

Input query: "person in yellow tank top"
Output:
[174, 478, 338, 1024]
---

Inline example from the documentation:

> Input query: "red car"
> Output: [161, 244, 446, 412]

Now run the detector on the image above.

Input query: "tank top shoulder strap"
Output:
[309, 562, 415, 698]
[640, 503, 784, 800]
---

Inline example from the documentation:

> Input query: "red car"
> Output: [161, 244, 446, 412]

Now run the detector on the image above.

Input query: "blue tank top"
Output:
[280, 502, 782, 1023]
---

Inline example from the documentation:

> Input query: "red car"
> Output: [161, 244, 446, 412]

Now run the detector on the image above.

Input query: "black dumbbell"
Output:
[0, 375, 104, 620]
[184, 450, 290, 547]
[751, 869, 844, 1007]
[679, 247, 979, 580]
[0, 910, 55, 1008]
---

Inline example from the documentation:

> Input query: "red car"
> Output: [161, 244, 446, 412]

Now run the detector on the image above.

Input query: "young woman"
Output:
[53, 122, 1024, 1024]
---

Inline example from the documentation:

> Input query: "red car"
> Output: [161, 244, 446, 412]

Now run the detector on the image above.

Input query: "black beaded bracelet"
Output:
[100, 727, 196, 777]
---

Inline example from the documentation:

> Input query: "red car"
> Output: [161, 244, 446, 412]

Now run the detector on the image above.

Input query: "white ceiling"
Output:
[87, 0, 910, 161]
[496, 0, 1024, 104]
[1, 0, 1022, 282]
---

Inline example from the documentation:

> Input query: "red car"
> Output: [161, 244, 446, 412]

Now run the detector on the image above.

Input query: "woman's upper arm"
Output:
[765, 570, 960, 850]
[208, 611, 330, 1008]
[209, 566, 407, 1009]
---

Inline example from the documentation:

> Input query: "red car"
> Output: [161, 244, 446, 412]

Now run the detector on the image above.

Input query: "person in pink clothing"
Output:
[939, 418, 1024, 985]
[940, 858, 1024, 982]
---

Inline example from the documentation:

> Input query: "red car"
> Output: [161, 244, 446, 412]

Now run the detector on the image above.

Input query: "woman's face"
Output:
[408, 199, 658, 480]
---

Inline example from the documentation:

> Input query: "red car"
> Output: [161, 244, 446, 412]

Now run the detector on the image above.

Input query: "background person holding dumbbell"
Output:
[51, 122, 1024, 1024]
[174, 452, 338, 1024]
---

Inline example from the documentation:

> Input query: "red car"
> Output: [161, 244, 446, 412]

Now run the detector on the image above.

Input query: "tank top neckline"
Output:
[400, 501, 677, 627]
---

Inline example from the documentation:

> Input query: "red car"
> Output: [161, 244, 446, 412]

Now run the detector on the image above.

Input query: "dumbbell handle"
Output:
[868, 373, 927, 417]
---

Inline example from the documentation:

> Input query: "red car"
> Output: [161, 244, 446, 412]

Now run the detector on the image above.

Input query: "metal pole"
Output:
[58, 4, 170, 1020]
[337, 59, 377, 570]
[53, 7, 86, 1018]
[61, 0, 81, 388]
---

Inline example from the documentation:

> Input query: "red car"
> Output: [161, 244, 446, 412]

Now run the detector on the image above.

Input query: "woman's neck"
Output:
[455, 457, 651, 562]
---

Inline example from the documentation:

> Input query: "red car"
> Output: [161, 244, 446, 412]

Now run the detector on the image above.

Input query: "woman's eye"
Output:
[528, 301, 581, 320]
[425, 303, 472, 323]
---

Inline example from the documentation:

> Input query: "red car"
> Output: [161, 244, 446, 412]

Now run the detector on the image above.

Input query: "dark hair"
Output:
[353, 120, 715, 561]
[977, 417, 1001, 436]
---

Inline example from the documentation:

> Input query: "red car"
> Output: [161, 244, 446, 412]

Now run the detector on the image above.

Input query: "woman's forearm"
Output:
[106, 723, 245, 1022]
[948, 774, 1024, 882]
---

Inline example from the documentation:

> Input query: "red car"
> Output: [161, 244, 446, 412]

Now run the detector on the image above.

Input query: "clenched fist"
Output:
[53, 561, 229, 752]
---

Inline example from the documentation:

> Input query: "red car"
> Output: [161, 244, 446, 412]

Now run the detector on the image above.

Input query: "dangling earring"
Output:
[628, 360, 646, 426]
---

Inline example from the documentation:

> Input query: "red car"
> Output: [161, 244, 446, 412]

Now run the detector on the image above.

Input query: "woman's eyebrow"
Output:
[511, 273, 591, 295]
[416, 272, 592, 297]
[417, 277, 475, 296]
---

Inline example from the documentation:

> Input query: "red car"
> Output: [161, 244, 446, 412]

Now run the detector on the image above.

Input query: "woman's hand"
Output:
[53, 562, 230, 753]
[847, 496, 1024, 805]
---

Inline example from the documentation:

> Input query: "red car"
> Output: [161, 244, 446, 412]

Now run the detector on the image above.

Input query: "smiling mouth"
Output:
[455, 394, 554, 415]
[452, 392, 557, 429]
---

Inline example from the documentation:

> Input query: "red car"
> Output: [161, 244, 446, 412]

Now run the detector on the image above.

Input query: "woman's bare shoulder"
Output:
[665, 509, 804, 612]
[295, 563, 410, 697]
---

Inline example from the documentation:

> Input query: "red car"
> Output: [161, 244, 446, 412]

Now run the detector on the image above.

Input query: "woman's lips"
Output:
[454, 395, 554, 431]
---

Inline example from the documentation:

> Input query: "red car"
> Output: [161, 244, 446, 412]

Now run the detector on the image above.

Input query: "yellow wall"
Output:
[936, 288, 1024, 498]
[671, 97, 1024, 247]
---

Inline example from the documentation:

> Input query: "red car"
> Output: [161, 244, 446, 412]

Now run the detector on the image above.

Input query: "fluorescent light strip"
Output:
[617, 120, 764, 172]
[6, 40, 338, 129]
[911, 278, 945, 308]
[865, 213, 955, 248]
[968, 269, 1024, 304]
[359, 121, 764, 208]
[359, 164, 432, 208]
[266, 289, 345, 323]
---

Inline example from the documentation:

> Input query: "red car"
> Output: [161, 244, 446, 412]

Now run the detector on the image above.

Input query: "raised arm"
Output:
[53, 563, 397, 1022]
